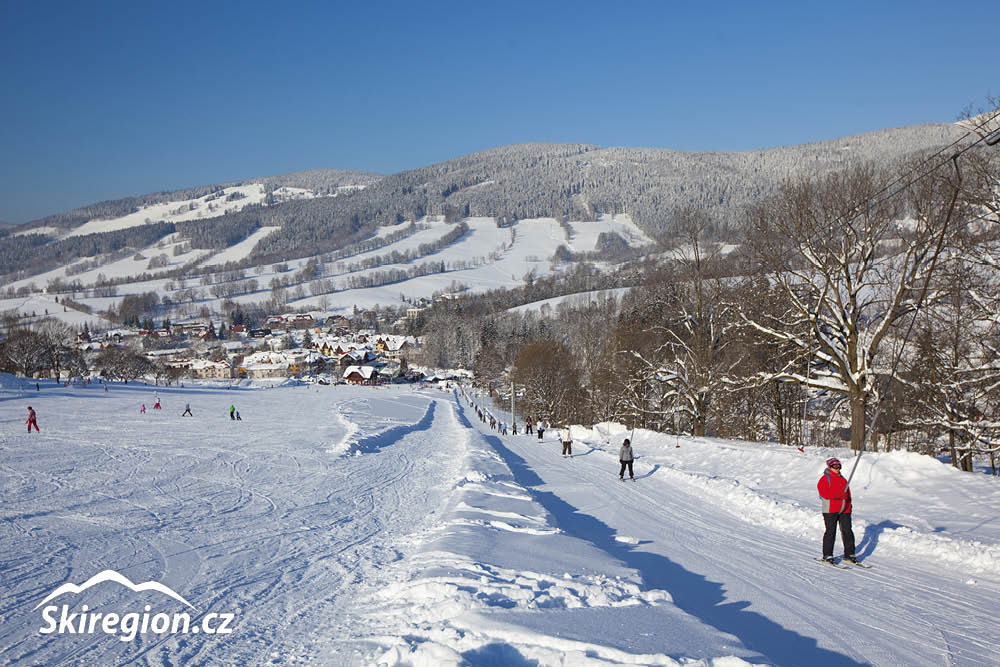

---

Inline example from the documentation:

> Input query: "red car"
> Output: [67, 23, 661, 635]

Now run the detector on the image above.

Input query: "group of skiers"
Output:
[24, 400, 245, 426]
[519, 416, 550, 439]
[139, 398, 163, 414]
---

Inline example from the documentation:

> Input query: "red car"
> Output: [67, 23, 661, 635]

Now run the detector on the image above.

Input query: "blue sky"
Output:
[1, 0, 994, 224]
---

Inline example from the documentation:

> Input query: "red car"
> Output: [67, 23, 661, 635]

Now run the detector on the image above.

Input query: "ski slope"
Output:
[1, 213, 653, 325]
[1, 378, 997, 665]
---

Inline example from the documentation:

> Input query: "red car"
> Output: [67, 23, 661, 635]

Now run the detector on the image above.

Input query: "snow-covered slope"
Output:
[1, 213, 653, 322]
[1, 378, 996, 665]
[18, 185, 321, 240]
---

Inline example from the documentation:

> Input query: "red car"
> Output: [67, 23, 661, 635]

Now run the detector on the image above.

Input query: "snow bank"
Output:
[355, 399, 757, 666]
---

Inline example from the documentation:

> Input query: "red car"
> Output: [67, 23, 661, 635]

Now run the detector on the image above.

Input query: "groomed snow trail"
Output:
[481, 416, 1000, 666]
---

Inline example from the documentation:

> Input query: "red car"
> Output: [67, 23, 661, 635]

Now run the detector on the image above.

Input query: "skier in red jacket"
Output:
[26, 406, 39, 432]
[818, 457, 856, 564]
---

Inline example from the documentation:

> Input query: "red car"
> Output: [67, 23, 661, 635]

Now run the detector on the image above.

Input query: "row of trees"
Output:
[414, 147, 1000, 473]
[0, 313, 241, 383]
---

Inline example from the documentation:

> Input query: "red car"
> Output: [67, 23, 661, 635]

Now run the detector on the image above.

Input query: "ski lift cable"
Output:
[830, 108, 1000, 240]
[741, 110, 1000, 320]
[764, 107, 1000, 278]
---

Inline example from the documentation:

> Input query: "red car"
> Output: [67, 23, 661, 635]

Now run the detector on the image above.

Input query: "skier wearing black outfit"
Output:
[619, 438, 635, 480]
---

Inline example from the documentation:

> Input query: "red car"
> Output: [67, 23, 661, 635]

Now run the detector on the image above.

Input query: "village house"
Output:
[374, 335, 417, 361]
[338, 348, 380, 369]
[325, 315, 351, 329]
[343, 364, 379, 385]
[285, 348, 327, 375]
[144, 349, 187, 364]
[139, 329, 172, 339]
[188, 359, 232, 379]
[174, 323, 209, 337]
[237, 351, 290, 379]
[105, 328, 142, 344]
[288, 313, 315, 329]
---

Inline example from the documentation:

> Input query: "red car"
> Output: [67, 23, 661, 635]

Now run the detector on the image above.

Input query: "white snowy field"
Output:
[1, 377, 998, 666]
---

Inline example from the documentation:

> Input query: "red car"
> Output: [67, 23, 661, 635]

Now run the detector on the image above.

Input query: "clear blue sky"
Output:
[1, 0, 994, 224]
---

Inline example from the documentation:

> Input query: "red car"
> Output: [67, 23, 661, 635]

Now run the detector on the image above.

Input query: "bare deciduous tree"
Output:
[741, 163, 965, 450]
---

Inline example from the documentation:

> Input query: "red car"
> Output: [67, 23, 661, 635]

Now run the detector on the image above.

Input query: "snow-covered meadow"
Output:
[1, 377, 998, 665]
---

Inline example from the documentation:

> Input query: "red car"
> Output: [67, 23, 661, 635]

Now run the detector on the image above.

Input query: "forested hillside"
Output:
[253, 124, 968, 258]
[2, 123, 967, 282]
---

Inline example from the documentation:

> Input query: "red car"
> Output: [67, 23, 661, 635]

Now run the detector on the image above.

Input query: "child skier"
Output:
[26, 406, 39, 432]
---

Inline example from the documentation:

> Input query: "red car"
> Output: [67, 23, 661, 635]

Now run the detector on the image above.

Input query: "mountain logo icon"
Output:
[33, 570, 198, 611]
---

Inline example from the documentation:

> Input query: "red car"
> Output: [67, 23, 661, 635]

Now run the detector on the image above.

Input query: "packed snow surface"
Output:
[1, 377, 998, 665]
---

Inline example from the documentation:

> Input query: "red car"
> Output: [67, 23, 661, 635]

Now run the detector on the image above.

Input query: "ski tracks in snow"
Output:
[0, 386, 465, 666]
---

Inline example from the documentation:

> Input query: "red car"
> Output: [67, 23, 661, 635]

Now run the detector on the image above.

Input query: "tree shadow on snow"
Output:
[486, 436, 865, 667]
[636, 463, 660, 479]
[461, 641, 539, 666]
[856, 519, 904, 560]
[566, 447, 599, 457]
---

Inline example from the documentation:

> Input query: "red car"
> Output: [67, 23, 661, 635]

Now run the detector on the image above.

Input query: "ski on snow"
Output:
[817, 557, 872, 569]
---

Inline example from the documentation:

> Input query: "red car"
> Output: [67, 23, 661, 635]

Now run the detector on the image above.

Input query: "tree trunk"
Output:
[773, 384, 787, 445]
[850, 392, 867, 452]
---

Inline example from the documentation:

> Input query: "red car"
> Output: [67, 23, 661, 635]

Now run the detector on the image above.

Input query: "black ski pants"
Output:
[619, 460, 634, 479]
[822, 512, 855, 559]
